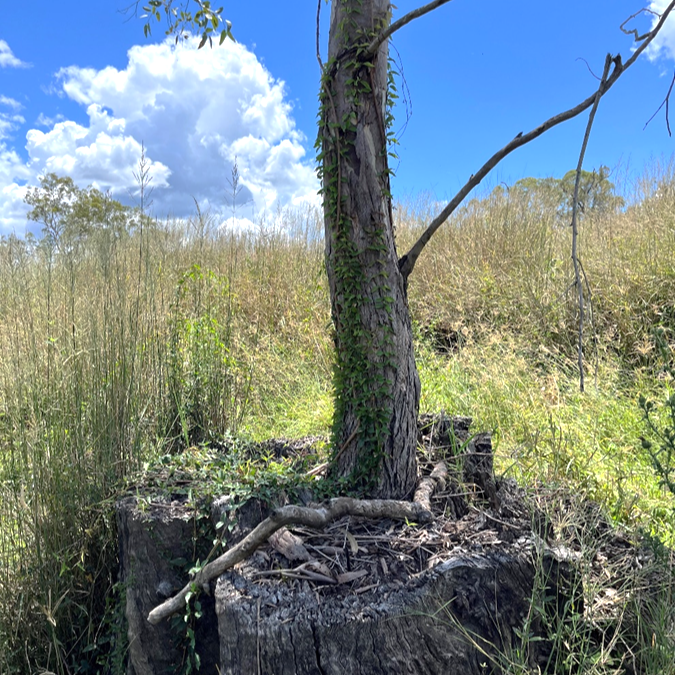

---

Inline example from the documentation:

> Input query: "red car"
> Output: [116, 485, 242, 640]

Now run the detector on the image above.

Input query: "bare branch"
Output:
[147, 478, 447, 625]
[570, 54, 613, 393]
[620, 7, 660, 42]
[316, 0, 324, 70]
[399, 0, 675, 280]
[644, 70, 675, 136]
[366, 0, 455, 56]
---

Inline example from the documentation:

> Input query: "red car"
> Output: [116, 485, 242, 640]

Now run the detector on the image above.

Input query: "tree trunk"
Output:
[321, 0, 420, 499]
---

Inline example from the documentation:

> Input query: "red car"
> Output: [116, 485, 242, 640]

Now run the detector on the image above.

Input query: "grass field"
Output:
[0, 161, 674, 673]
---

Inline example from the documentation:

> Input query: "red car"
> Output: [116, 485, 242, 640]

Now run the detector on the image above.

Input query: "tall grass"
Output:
[0, 204, 327, 673]
[416, 336, 675, 541]
[402, 160, 675, 363]
[0, 160, 673, 671]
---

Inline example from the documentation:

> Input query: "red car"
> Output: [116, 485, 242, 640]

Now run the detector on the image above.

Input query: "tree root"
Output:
[147, 462, 447, 624]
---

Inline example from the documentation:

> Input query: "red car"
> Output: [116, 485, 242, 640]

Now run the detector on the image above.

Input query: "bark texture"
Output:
[116, 496, 221, 675]
[215, 548, 575, 675]
[322, 0, 420, 498]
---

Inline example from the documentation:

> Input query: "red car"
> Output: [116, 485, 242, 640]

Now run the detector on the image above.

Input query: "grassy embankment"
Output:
[0, 163, 674, 672]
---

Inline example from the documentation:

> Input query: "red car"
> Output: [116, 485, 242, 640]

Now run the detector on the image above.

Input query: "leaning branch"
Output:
[398, 0, 675, 280]
[570, 55, 613, 393]
[147, 467, 447, 625]
[366, 0, 455, 56]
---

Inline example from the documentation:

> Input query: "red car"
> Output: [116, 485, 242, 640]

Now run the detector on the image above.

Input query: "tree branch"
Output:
[366, 0, 455, 56]
[398, 0, 675, 280]
[316, 0, 324, 70]
[570, 54, 612, 393]
[644, 69, 675, 136]
[148, 467, 447, 625]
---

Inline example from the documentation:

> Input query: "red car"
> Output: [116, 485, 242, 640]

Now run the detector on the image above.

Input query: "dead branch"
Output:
[644, 70, 675, 136]
[316, 0, 323, 70]
[147, 464, 446, 625]
[414, 461, 448, 512]
[398, 0, 675, 281]
[620, 8, 660, 43]
[577, 257, 599, 387]
[570, 55, 612, 392]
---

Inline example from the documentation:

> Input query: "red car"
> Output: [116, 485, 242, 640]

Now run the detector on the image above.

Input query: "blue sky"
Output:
[1, 1, 674, 235]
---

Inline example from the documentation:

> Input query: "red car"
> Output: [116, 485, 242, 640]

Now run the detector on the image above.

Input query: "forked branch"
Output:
[399, 0, 675, 280]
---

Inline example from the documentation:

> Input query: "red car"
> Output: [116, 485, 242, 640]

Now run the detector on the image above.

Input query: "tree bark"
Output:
[322, 0, 420, 499]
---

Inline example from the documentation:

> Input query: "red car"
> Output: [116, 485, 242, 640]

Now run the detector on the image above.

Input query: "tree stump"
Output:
[215, 543, 578, 675]
[117, 419, 582, 675]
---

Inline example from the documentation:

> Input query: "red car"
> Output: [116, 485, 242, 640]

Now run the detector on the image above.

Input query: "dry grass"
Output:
[0, 160, 674, 672]
[404, 160, 675, 364]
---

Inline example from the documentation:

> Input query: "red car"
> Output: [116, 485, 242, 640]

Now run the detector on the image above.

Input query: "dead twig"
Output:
[644, 70, 675, 136]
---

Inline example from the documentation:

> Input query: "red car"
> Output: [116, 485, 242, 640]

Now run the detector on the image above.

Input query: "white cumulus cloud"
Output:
[0, 149, 31, 234]
[54, 36, 318, 217]
[0, 40, 29, 68]
[647, 1, 675, 61]
[0, 36, 318, 235]
[25, 104, 171, 192]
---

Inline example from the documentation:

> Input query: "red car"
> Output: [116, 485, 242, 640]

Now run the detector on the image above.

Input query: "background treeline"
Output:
[0, 161, 673, 672]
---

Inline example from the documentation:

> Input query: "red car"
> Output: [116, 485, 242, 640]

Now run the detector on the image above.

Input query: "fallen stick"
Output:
[148, 464, 446, 624]
[413, 461, 447, 512]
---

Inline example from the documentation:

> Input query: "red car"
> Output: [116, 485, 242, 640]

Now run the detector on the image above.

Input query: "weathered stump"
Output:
[117, 496, 221, 675]
[215, 546, 577, 675]
[117, 418, 582, 675]
[118, 493, 275, 675]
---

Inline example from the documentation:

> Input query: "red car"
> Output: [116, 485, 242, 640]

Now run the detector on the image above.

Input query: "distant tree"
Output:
[25, 174, 134, 352]
[559, 165, 624, 218]
[512, 165, 624, 223]
[25, 173, 132, 250]
[136, 0, 675, 499]
[25, 174, 81, 249]
[504, 175, 566, 219]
